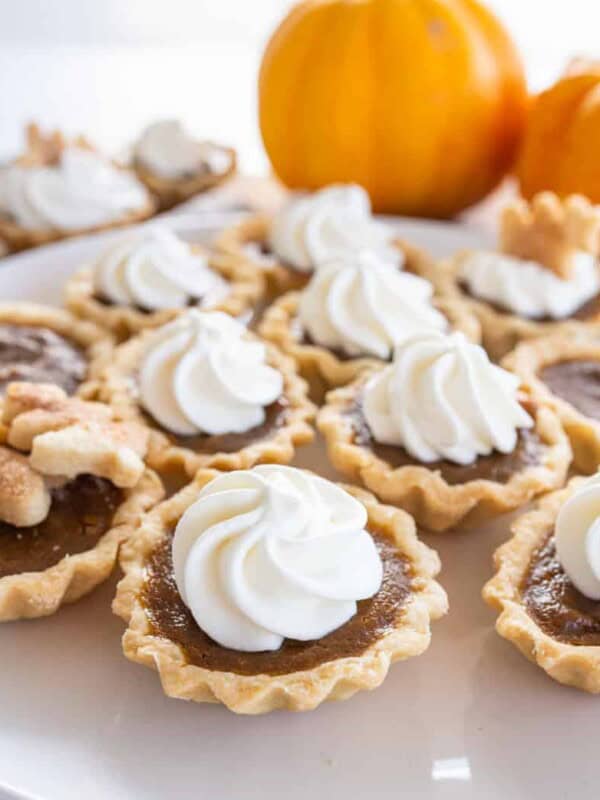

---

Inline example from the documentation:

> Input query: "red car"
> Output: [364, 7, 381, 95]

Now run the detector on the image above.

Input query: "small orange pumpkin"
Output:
[259, 0, 527, 218]
[517, 61, 600, 202]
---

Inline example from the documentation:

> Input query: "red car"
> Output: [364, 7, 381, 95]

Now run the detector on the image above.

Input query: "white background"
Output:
[1, 0, 600, 171]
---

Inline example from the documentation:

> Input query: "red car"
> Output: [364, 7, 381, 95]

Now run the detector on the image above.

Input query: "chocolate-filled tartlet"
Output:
[504, 330, 600, 473]
[484, 475, 600, 693]
[319, 331, 571, 532]
[100, 310, 314, 477]
[0, 303, 114, 399]
[113, 466, 447, 713]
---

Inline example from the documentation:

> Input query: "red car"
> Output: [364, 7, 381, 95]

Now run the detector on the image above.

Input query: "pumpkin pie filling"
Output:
[0, 323, 87, 395]
[145, 397, 289, 452]
[0, 475, 123, 578]
[521, 529, 600, 646]
[142, 526, 413, 676]
[349, 401, 541, 486]
[539, 359, 600, 420]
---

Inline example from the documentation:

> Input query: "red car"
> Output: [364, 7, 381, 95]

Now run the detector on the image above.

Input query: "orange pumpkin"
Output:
[258, 0, 527, 218]
[517, 61, 600, 202]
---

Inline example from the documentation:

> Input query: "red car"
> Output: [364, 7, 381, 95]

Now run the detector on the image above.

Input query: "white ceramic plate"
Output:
[0, 217, 593, 800]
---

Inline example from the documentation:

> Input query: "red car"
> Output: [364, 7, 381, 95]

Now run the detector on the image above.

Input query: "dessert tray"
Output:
[0, 213, 594, 800]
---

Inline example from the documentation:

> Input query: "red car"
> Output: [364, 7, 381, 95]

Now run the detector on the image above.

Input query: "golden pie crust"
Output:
[0, 302, 114, 400]
[500, 192, 600, 280]
[258, 244, 481, 390]
[483, 477, 600, 693]
[2, 382, 150, 489]
[0, 382, 163, 621]
[133, 145, 237, 211]
[100, 332, 315, 477]
[503, 331, 600, 474]
[0, 468, 163, 621]
[0, 125, 157, 253]
[317, 374, 571, 532]
[113, 469, 448, 714]
[65, 248, 265, 338]
[435, 253, 592, 362]
[213, 214, 309, 295]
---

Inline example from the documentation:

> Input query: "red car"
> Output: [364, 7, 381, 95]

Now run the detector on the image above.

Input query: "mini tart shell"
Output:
[113, 469, 448, 714]
[64, 248, 265, 339]
[214, 214, 309, 296]
[100, 333, 315, 477]
[483, 477, 600, 693]
[258, 243, 481, 390]
[435, 252, 595, 362]
[133, 146, 237, 211]
[317, 374, 571, 532]
[0, 468, 163, 621]
[503, 331, 600, 474]
[0, 302, 115, 400]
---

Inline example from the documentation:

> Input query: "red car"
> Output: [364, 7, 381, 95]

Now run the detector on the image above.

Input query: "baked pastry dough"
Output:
[0, 382, 163, 621]
[435, 193, 600, 361]
[318, 374, 571, 532]
[258, 242, 480, 389]
[100, 328, 315, 477]
[504, 330, 600, 473]
[113, 469, 448, 714]
[483, 477, 600, 693]
[0, 125, 156, 253]
[65, 248, 264, 338]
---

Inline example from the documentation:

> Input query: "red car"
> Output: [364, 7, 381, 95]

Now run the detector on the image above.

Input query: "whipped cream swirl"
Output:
[93, 226, 227, 311]
[363, 331, 533, 465]
[269, 184, 396, 272]
[556, 473, 600, 600]
[135, 120, 233, 179]
[460, 251, 600, 320]
[139, 311, 283, 436]
[298, 250, 447, 359]
[172, 465, 383, 652]
[0, 147, 149, 231]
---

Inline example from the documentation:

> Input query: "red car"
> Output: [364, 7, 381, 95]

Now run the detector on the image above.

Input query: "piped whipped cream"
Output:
[139, 311, 283, 436]
[460, 251, 600, 320]
[269, 184, 396, 272]
[0, 147, 149, 232]
[363, 331, 533, 465]
[172, 465, 383, 652]
[135, 120, 233, 180]
[93, 226, 227, 311]
[298, 250, 447, 359]
[556, 473, 600, 600]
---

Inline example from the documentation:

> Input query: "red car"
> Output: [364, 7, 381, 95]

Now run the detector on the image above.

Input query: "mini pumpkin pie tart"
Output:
[0, 124, 156, 253]
[259, 248, 479, 390]
[65, 225, 264, 339]
[0, 381, 163, 621]
[0, 302, 113, 401]
[504, 330, 600, 474]
[101, 309, 315, 477]
[437, 192, 600, 361]
[318, 330, 571, 532]
[483, 473, 600, 692]
[132, 120, 236, 211]
[215, 183, 399, 295]
[113, 465, 447, 713]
